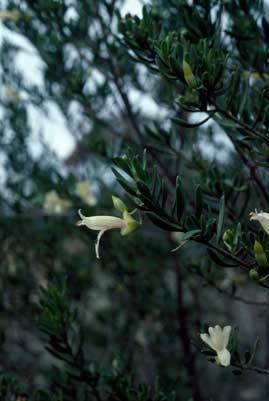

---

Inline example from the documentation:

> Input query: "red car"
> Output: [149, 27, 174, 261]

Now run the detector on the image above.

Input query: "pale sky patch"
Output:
[121, 0, 144, 17]
[0, 0, 144, 160]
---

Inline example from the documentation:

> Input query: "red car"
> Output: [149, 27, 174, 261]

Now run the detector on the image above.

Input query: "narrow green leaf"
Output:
[151, 165, 160, 198]
[244, 350, 251, 364]
[233, 222, 241, 249]
[200, 214, 206, 232]
[112, 168, 137, 196]
[172, 113, 214, 128]
[185, 215, 200, 231]
[113, 157, 132, 176]
[232, 369, 243, 376]
[214, 114, 239, 129]
[137, 180, 151, 198]
[111, 166, 127, 181]
[207, 248, 237, 267]
[133, 155, 147, 180]
[139, 194, 158, 211]
[201, 349, 216, 357]
[239, 78, 249, 116]
[181, 229, 201, 241]
[127, 146, 136, 161]
[216, 194, 225, 243]
[204, 217, 217, 241]
[147, 213, 181, 231]
[116, 179, 136, 197]
[176, 176, 185, 222]
[142, 148, 147, 170]
[160, 179, 168, 208]
[195, 184, 203, 218]
[248, 337, 260, 365]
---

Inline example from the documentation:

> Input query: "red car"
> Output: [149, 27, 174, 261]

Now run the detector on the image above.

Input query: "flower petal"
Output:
[208, 327, 216, 338]
[200, 333, 215, 350]
[214, 325, 222, 336]
[250, 211, 269, 234]
[222, 326, 231, 348]
[78, 209, 86, 220]
[208, 326, 225, 350]
[212, 325, 224, 349]
[217, 348, 231, 367]
[95, 230, 106, 259]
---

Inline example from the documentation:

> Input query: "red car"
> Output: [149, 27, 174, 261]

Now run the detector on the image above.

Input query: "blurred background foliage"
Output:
[1, 0, 269, 400]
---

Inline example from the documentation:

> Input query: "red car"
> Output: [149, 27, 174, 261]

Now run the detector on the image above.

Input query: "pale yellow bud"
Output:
[182, 60, 196, 88]
[112, 196, 127, 213]
[254, 240, 268, 267]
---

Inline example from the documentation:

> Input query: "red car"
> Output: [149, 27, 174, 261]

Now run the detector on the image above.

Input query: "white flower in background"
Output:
[4, 85, 21, 103]
[170, 231, 187, 252]
[0, 10, 21, 22]
[75, 180, 97, 206]
[76, 209, 140, 259]
[43, 190, 72, 215]
[249, 210, 269, 234]
[200, 325, 232, 367]
[171, 231, 185, 244]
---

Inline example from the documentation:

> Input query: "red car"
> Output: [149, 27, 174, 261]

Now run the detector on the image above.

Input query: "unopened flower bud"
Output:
[249, 269, 260, 281]
[223, 229, 234, 252]
[254, 240, 268, 267]
[112, 196, 127, 213]
[183, 60, 196, 89]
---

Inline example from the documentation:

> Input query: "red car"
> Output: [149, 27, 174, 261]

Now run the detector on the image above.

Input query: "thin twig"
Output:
[234, 363, 269, 375]
[173, 251, 205, 401]
[213, 103, 267, 141]
[201, 274, 269, 306]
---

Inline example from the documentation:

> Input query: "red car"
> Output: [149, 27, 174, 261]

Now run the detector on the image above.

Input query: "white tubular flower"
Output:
[43, 190, 72, 215]
[250, 210, 269, 234]
[200, 325, 232, 367]
[75, 180, 97, 206]
[76, 209, 140, 259]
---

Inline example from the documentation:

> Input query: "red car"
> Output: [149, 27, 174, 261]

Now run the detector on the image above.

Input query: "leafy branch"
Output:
[112, 149, 259, 275]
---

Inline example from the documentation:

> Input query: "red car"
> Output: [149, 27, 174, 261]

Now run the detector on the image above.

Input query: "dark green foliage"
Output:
[0, 281, 179, 400]
[1, 1, 269, 401]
